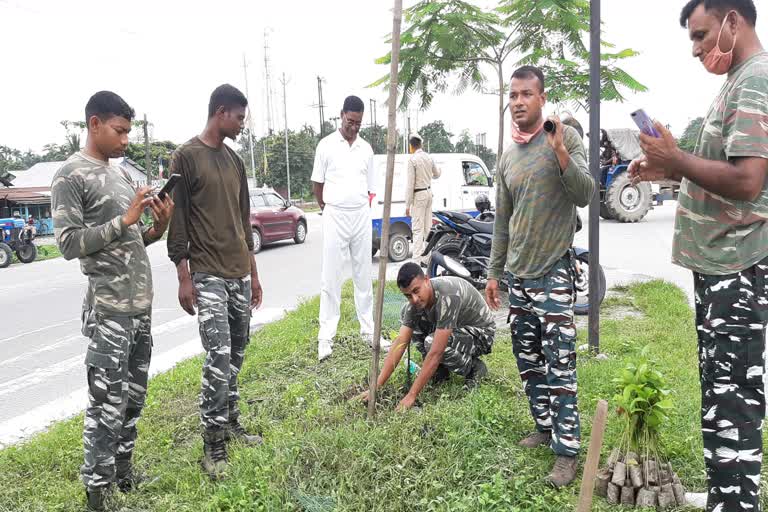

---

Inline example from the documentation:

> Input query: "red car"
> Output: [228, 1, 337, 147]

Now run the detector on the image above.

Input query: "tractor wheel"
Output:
[0, 242, 12, 268]
[605, 172, 652, 223]
[16, 243, 37, 264]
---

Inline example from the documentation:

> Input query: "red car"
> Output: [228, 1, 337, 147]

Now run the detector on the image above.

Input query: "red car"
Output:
[249, 188, 308, 253]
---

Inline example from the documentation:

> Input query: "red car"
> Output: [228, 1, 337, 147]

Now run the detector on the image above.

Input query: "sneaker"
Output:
[546, 455, 578, 488]
[85, 487, 108, 511]
[318, 339, 333, 361]
[362, 333, 391, 351]
[518, 431, 551, 449]
[225, 418, 263, 446]
[201, 429, 228, 479]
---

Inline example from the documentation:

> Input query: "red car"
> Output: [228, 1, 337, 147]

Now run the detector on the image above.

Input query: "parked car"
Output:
[249, 188, 307, 253]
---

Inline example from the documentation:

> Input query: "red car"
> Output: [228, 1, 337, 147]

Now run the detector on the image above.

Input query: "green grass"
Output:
[7, 243, 61, 266]
[1, 280, 767, 511]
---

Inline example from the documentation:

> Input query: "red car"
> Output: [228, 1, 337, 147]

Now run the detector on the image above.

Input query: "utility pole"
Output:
[280, 72, 291, 202]
[243, 54, 257, 179]
[143, 114, 151, 184]
[316, 76, 326, 137]
[263, 30, 275, 135]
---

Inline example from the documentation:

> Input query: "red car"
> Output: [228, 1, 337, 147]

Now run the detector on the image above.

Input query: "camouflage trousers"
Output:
[404, 305, 494, 377]
[81, 311, 152, 490]
[693, 259, 768, 512]
[507, 254, 581, 457]
[193, 273, 252, 431]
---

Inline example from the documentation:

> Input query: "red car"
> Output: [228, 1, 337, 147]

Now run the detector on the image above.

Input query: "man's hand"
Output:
[639, 121, 683, 171]
[628, 156, 672, 185]
[354, 390, 370, 403]
[178, 275, 197, 316]
[251, 277, 263, 310]
[122, 186, 154, 227]
[544, 116, 566, 152]
[147, 194, 174, 239]
[396, 394, 417, 412]
[485, 279, 502, 311]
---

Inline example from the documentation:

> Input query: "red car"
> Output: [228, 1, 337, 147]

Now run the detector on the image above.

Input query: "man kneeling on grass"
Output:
[358, 263, 495, 411]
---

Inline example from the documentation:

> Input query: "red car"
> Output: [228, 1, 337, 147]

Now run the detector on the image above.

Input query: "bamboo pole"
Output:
[577, 399, 609, 512]
[368, 0, 404, 419]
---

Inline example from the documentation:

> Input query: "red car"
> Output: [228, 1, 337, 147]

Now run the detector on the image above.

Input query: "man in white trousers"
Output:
[311, 95, 390, 361]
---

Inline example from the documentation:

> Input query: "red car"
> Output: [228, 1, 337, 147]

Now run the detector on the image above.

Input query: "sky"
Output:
[0, 0, 766, 157]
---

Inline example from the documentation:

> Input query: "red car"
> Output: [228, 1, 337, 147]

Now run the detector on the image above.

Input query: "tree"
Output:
[125, 140, 177, 179]
[453, 129, 497, 170]
[418, 120, 454, 153]
[678, 117, 703, 153]
[371, 0, 647, 167]
[61, 121, 86, 155]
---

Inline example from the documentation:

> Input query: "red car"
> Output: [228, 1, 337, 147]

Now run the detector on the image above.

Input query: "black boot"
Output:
[85, 487, 107, 511]
[115, 454, 146, 493]
[201, 429, 228, 479]
[431, 365, 451, 384]
[465, 358, 488, 387]
[225, 418, 263, 446]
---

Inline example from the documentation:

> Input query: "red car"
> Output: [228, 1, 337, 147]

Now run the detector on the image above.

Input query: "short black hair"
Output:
[208, 84, 248, 118]
[409, 136, 422, 148]
[680, 0, 757, 27]
[85, 91, 135, 126]
[342, 95, 365, 113]
[510, 66, 545, 93]
[397, 262, 424, 289]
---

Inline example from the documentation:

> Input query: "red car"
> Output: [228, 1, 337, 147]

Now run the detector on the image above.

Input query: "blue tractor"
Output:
[0, 217, 37, 268]
[599, 129, 679, 223]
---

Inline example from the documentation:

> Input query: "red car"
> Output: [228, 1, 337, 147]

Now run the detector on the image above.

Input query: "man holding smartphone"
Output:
[52, 91, 173, 511]
[485, 66, 594, 488]
[629, 1, 767, 509]
[167, 84, 263, 479]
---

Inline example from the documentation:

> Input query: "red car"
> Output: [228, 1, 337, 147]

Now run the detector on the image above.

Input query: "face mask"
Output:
[703, 10, 737, 75]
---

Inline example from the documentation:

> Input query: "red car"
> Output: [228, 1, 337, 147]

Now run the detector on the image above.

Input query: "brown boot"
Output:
[546, 455, 578, 488]
[225, 418, 263, 446]
[201, 429, 228, 479]
[518, 431, 551, 449]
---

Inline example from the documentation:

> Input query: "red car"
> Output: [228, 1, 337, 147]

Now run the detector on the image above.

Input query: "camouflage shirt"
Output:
[489, 126, 594, 280]
[401, 276, 495, 331]
[52, 152, 155, 316]
[673, 52, 768, 275]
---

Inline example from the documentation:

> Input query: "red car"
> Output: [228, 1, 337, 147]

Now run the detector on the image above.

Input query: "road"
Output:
[0, 205, 688, 447]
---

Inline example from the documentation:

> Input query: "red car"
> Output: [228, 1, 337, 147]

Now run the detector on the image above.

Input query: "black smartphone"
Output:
[157, 174, 181, 200]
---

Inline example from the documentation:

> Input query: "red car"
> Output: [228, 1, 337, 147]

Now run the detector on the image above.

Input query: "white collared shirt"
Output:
[311, 130, 375, 208]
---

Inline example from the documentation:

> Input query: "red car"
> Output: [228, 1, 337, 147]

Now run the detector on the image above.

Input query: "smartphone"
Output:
[157, 174, 181, 200]
[630, 109, 661, 138]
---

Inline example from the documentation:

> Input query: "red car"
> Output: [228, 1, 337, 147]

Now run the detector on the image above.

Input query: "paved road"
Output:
[0, 204, 687, 447]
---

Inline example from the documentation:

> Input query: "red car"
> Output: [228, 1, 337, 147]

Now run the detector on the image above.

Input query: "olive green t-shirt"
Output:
[167, 137, 253, 279]
[489, 126, 594, 280]
[672, 52, 768, 275]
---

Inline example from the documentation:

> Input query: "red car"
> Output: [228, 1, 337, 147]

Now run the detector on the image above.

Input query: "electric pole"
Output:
[280, 72, 291, 202]
[316, 76, 326, 137]
[143, 114, 150, 183]
[243, 54, 257, 179]
[263, 30, 275, 135]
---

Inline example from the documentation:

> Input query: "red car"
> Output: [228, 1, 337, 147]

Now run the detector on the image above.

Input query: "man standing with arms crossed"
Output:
[52, 91, 173, 511]
[312, 95, 389, 361]
[630, 1, 767, 509]
[167, 84, 263, 479]
[405, 133, 441, 267]
[485, 66, 594, 487]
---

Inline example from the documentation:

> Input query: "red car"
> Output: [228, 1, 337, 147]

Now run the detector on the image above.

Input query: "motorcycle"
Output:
[423, 210, 605, 315]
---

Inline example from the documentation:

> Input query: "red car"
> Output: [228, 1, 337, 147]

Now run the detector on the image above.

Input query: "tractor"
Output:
[0, 217, 37, 268]
[599, 128, 679, 223]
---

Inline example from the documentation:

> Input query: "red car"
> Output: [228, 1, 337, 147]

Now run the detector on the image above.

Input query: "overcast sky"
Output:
[1, 0, 766, 155]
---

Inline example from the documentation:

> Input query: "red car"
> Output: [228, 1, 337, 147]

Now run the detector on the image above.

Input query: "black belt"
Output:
[414, 187, 430, 192]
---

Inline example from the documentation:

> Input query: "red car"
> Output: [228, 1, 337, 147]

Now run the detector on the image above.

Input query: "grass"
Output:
[1, 280, 767, 511]
[7, 243, 61, 266]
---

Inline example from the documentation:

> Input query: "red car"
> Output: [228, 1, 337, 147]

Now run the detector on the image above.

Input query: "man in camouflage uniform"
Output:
[357, 262, 495, 411]
[630, 2, 767, 509]
[486, 66, 594, 488]
[167, 84, 263, 479]
[405, 133, 441, 267]
[52, 91, 173, 511]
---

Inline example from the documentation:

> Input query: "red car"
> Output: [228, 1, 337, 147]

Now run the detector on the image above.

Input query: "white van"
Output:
[370, 153, 494, 261]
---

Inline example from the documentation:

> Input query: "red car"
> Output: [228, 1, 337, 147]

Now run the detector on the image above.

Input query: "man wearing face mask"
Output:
[628, 1, 767, 510]
[312, 96, 390, 361]
[485, 66, 594, 488]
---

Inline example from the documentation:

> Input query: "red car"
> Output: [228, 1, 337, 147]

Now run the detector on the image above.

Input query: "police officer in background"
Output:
[406, 133, 441, 267]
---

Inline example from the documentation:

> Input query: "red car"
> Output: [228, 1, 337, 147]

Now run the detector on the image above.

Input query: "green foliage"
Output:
[125, 140, 178, 180]
[612, 346, 673, 457]
[419, 121, 454, 153]
[678, 117, 704, 153]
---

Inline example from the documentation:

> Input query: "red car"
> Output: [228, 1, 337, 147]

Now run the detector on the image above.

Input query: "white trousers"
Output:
[319, 205, 374, 341]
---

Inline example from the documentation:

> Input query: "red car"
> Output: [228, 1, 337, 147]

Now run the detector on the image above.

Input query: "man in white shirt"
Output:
[311, 96, 390, 361]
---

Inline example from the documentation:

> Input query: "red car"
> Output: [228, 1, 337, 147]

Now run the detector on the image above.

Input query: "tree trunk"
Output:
[496, 62, 505, 170]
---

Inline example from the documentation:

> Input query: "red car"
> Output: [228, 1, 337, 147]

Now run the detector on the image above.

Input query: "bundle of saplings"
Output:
[596, 349, 685, 508]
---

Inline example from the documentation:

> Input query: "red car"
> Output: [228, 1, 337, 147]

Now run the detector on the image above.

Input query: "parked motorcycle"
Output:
[423, 210, 605, 315]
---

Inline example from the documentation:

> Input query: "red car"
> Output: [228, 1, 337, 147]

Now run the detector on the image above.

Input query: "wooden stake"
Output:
[368, 0, 403, 419]
[577, 399, 609, 512]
